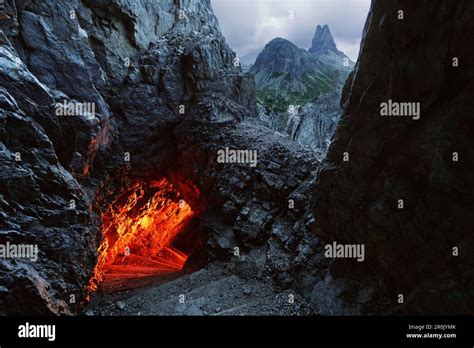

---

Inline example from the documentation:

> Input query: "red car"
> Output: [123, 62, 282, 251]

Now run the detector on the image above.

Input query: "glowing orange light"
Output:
[88, 177, 196, 292]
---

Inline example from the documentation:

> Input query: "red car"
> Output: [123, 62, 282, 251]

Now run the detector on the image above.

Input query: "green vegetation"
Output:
[257, 70, 346, 113]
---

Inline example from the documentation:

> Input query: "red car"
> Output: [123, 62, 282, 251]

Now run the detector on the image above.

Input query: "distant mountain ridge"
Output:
[250, 24, 353, 112]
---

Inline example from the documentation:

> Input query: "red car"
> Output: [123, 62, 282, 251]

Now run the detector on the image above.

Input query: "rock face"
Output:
[73, 0, 256, 176]
[0, 35, 99, 315]
[313, 0, 474, 314]
[0, 0, 258, 315]
[259, 93, 341, 161]
[173, 93, 323, 293]
[288, 93, 341, 159]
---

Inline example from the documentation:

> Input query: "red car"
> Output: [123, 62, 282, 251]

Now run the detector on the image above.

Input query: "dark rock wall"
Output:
[2, 0, 255, 176]
[313, 0, 474, 314]
[0, 34, 98, 315]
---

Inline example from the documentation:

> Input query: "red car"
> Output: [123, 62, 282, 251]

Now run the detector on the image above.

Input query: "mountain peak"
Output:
[309, 24, 338, 54]
[250, 37, 305, 74]
[265, 37, 298, 50]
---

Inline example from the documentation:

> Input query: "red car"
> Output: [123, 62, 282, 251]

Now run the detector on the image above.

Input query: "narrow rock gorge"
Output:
[0, 0, 472, 317]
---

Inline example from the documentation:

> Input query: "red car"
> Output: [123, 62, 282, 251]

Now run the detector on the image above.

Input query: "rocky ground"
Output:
[87, 261, 311, 316]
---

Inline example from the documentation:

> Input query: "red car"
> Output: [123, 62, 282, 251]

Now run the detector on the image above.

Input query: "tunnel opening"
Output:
[87, 173, 205, 294]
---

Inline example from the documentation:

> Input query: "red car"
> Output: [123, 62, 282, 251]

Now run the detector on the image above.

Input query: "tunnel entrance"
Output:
[88, 174, 204, 293]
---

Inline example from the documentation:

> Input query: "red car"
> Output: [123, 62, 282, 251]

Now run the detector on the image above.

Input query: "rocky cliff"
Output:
[288, 93, 341, 160]
[258, 93, 341, 161]
[0, 35, 97, 315]
[313, 0, 474, 314]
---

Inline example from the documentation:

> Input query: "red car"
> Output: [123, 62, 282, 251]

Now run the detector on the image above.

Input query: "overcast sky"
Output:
[212, 0, 371, 63]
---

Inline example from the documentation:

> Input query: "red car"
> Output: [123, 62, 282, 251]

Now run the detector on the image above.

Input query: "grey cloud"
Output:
[212, 0, 371, 62]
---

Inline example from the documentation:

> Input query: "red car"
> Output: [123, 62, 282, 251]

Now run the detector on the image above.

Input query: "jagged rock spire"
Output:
[309, 24, 338, 54]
